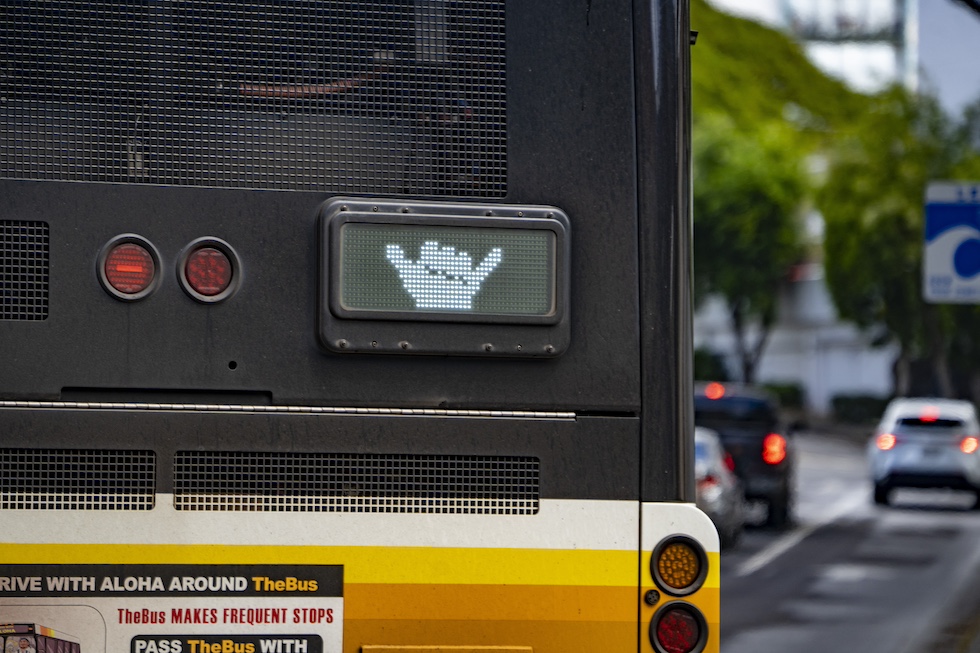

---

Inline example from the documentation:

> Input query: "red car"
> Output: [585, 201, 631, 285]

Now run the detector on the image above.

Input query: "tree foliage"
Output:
[816, 87, 980, 397]
[688, 0, 866, 382]
[692, 114, 807, 382]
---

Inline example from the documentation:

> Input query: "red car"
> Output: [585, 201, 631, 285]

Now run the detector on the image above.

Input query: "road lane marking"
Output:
[736, 487, 868, 577]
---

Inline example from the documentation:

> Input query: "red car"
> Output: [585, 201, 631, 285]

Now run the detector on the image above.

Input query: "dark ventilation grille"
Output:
[174, 452, 539, 514]
[0, 1, 507, 196]
[0, 221, 49, 321]
[0, 449, 156, 510]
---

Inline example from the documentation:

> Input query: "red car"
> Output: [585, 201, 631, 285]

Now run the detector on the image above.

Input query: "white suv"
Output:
[868, 397, 980, 506]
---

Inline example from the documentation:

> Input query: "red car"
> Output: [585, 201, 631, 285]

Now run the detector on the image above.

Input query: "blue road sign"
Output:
[924, 181, 980, 303]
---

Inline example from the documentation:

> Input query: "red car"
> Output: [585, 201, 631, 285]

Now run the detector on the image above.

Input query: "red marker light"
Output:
[104, 242, 155, 295]
[921, 406, 939, 422]
[762, 433, 787, 465]
[876, 433, 897, 451]
[654, 606, 703, 653]
[185, 247, 232, 297]
[704, 382, 726, 400]
[962, 437, 979, 454]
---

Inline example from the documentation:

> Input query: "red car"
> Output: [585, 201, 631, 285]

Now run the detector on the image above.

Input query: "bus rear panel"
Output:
[0, 2, 717, 652]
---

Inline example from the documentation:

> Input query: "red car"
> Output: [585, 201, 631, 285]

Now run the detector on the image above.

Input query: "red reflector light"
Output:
[185, 247, 232, 297]
[103, 241, 157, 298]
[962, 437, 979, 454]
[704, 382, 725, 400]
[762, 433, 787, 465]
[723, 452, 736, 473]
[876, 433, 897, 451]
[654, 606, 703, 653]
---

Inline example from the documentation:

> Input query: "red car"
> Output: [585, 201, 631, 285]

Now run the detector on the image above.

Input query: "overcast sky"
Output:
[919, 0, 980, 115]
[707, 0, 980, 116]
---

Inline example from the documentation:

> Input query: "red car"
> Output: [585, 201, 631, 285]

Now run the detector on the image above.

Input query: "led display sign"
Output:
[318, 199, 570, 356]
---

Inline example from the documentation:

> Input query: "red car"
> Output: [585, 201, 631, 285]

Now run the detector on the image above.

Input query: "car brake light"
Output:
[921, 406, 939, 422]
[697, 475, 719, 492]
[704, 382, 725, 400]
[962, 437, 979, 454]
[723, 452, 735, 472]
[876, 433, 897, 451]
[762, 433, 787, 465]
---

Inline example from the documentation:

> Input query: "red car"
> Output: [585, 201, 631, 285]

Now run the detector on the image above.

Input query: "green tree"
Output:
[692, 114, 808, 383]
[689, 0, 866, 384]
[816, 87, 976, 396]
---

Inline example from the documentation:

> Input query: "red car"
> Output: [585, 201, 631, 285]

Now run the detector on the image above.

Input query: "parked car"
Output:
[694, 382, 795, 528]
[868, 397, 980, 507]
[695, 426, 745, 548]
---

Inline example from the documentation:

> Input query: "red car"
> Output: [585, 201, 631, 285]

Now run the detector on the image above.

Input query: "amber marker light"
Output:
[876, 433, 897, 451]
[961, 437, 979, 454]
[652, 536, 707, 596]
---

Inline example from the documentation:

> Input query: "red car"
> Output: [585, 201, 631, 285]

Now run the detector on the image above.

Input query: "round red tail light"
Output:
[177, 237, 241, 303]
[98, 235, 161, 301]
[961, 437, 979, 454]
[762, 433, 787, 465]
[651, 604, 707, 653]
[185, 247, 232, 297]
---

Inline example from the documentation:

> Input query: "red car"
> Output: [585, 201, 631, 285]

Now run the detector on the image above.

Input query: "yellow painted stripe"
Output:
[361, 644, 534, 653]
[0, 543, 637, 586]
[344, 620, 635, 652]
[348, 583, 635, 622]
[0, 543, 720, 653]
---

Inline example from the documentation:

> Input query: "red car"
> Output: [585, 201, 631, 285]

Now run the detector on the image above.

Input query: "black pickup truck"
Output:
[694, 382, 796, 528]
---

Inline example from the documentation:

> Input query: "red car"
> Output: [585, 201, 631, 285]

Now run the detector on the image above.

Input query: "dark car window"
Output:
[694, 396, 775, 428]
[897, 417, 963, 428]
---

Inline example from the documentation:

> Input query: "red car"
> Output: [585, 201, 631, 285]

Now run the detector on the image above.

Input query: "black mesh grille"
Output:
[175, 452, 539, 514]
[0, 1, 506, 196]
[0, 220, 49, 321]
[0, 449, 156, 510]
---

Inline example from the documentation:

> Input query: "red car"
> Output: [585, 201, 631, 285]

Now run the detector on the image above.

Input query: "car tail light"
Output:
[762, 433, 787, 465]
[704, 382, 725, 400]
[98, 235, 161, 301]
[651, 604, 707, 653]
[921, 406, 940, 422]
[696, 475, 719, 493]
[876, 433, 897, 451]
[961, 437, 980, 454]
[723, 452, 735, 473]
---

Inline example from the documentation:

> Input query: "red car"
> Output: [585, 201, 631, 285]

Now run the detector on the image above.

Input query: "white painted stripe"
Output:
[0, 497, 639, 551]
[736, 486, 868, 576]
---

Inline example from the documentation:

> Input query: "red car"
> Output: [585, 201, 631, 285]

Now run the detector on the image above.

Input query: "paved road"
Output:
[720, 431, 980, 653]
